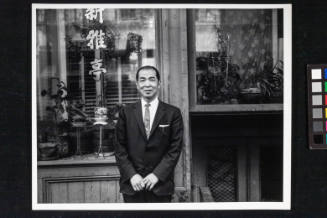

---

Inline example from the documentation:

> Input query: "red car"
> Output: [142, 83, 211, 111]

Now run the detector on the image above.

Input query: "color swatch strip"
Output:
[308, 65, 327, 149]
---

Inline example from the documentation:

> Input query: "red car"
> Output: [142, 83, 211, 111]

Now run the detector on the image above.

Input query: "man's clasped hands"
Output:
[130, 173, 159, 191]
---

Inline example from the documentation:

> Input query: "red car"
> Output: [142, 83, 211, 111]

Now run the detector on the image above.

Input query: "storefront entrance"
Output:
[191, 113, 283, 202]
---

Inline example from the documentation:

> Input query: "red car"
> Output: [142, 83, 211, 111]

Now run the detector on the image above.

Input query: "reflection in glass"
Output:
[195, 9, 283, 105]
[36, 9, 157, 160]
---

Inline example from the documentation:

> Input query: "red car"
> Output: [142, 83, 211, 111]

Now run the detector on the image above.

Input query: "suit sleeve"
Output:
[153, 108, 184, 182]
[114, 107, 137, 182]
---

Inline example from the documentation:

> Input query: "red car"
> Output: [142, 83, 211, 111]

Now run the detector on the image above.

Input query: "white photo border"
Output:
[32, 3, 292, 210]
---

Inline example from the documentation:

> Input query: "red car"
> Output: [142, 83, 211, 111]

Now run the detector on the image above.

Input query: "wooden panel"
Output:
[100, 181, 111, 203]
[56, 10, 67, 84]
[191, 141, 206, 202]
[199, 187, 215, 202]
[38, 162, 121, 203]
[85, 181, 101, 202]
[110, 181, 119, 203]
[99, 181, 117, 203]
[174, 150, 184, 186]
[248, 144, 261, 201]
[192, 141, 207, 187]
[272, 9, 278, 66]
[192, 186, 200, 202]
[37, 178, 43, 203]
[191, 113, 283, 139]
[190, 104, 283, 112]
[172, 187, 188, 202]
[38, 164, 119, 179]
[117, 192, 124, 203]
[157, 9, 170, 103]
[237, 145, 247, 202]
[187, 10, 197, 114]
[161, 8, 191, 200]
[50, 183, 67, 203]
[43, 177, 120, 203]
[68, 182, 84, 203]
[38, 155, 117, 166]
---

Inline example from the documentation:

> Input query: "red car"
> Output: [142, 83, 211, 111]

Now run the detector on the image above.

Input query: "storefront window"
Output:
[194, 9, 283, 105]
[36, 9, 157, 160]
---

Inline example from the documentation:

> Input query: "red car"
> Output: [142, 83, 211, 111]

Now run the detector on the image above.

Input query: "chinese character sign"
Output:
[86, 30, 107, 50]
[89, 59, 107, 81]
[84, 8, 108, 112]
[85, 8, 104, 23]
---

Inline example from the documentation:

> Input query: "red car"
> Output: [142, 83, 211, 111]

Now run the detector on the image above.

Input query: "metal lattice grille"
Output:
[207, 146, 236, 202]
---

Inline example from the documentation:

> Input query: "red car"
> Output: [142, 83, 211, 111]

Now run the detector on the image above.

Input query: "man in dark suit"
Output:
[114, 65, 184, 203]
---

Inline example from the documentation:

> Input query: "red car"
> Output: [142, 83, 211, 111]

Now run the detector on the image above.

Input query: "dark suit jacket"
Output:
[114, 100, 184, 196]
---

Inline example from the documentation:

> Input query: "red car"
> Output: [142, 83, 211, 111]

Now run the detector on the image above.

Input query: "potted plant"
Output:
[240, 59, 283, 104]
[38, 81, 91, 160]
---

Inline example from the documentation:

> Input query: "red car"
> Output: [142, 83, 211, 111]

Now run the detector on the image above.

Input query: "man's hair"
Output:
[136, 65, 161, 81]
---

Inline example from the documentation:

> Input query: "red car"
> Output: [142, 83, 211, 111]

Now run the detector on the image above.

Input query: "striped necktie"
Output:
[144, 103, 151, 138]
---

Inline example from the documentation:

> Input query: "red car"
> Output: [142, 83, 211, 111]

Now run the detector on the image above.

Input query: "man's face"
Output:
[136, 69, 160, 102]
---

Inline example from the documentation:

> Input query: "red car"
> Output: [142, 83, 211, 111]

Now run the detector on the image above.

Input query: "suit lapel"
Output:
[149, 101, 165, 139]
[133, 100, 147, 141]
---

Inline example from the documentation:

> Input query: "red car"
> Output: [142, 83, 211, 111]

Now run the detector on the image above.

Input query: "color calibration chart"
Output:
[308, 64, 327, 149]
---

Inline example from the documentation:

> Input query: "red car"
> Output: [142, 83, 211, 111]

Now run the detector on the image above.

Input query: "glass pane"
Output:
[36, 9, 157, 159]
[194, 9, 283, 105]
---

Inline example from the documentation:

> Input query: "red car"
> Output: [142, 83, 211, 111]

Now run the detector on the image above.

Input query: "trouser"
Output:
[123, 190, 172, 203]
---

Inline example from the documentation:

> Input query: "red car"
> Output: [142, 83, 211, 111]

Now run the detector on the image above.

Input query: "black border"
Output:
[3, 0, 327, 217]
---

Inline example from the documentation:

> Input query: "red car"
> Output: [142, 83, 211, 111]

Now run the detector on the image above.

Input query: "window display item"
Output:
[94, 106, 108, 125]
[189, 9, 284, 112]
[93, 107, 108, 157]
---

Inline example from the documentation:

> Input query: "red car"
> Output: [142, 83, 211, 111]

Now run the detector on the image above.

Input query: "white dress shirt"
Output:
[141, 97, 159, 131]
